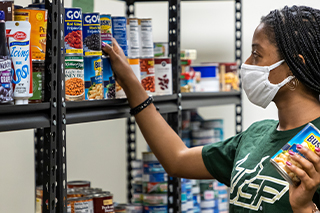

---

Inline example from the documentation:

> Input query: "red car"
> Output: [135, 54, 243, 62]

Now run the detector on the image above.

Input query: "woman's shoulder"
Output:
[245, 119, 278, 134]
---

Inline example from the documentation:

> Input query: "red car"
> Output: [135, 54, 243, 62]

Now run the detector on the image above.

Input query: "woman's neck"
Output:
[276, 93, 320, 131]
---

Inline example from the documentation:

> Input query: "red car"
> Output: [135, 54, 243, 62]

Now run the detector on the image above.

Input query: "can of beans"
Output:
[154, 58, 172, 95]
[82, 12, 102, 56]
[65, 8, 83, 55]
[270, 123, 320, 185]
[102, 56, 115, 99]
[112, 16, 128, 57]
[68, 180, 91, 189]
[14, 8, 47, 61]
[29, 60, 45, 103]
[69, 196, 94, 213]
[92, 191, 114, 213]
[140, 58, 155, 94]
[143, 205, 167, 213]
[126, 204, 143, 213]
[0, 0, 14, 21]
[127, 18, 140, 58]
[100, 14, 112, 46]
[139, 18, 154, 58]
[65, 55, 85, 101]
[84, 55, 103, 100]
[115, 204, 127, 213]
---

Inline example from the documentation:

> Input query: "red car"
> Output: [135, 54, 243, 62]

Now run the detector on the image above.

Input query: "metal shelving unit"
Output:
[1, 0, 241, 212]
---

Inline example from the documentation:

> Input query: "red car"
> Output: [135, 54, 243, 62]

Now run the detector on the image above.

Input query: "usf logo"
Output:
[230, 154, 289, 210]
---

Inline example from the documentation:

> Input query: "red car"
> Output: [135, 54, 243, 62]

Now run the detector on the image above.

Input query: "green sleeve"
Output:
[202, 133, 243, 187]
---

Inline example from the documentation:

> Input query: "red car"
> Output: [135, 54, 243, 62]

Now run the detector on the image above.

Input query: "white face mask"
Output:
[240, 60, 295, 108]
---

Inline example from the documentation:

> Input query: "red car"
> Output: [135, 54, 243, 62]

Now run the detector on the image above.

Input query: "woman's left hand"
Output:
[287, 145, 320, 212]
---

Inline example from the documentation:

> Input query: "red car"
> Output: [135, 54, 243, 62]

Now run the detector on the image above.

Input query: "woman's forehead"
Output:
[252, 23, 275, 50]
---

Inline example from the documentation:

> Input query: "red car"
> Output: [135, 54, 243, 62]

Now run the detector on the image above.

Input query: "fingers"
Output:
[297, 145, 320, 173]
[286, 159, 312, 187]
[102, 42, 117, 60]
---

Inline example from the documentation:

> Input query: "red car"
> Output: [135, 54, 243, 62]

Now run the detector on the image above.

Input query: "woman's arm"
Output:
[102, 40, 213, 179]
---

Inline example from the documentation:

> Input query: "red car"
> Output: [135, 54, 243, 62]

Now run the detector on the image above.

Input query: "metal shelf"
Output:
[181, 91, 241, 110]
[0, 103, 50, 132]
[120, 0, 232, 2]
[66, 94, 178, 124]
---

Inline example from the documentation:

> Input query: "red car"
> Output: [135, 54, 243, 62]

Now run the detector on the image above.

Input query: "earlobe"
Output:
[298, 54, 306, 64]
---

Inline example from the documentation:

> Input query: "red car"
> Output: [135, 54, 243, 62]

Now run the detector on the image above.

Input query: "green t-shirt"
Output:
[202, 117, 320, 212]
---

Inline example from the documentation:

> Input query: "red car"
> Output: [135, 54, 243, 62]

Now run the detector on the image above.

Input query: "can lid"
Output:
[92, 191, 113, 198]
[0, 11, 5, 21]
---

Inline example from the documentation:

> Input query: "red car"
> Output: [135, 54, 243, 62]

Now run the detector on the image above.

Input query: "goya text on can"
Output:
[65, 8, 83, 55]
[112, 16, 128, 57]
[84, 55, 103, 100]
[14, 8, 47, 61]
[82, 12, 101, 56]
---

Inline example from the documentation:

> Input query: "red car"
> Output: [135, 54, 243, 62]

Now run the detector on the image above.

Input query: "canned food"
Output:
[35, 185, 43, 213]
[0, 0, 14, 21]
[82, 12, 102, 56]
[270, 123, 320, 185]
[154, 42, 168, 58]
[92, 191, 114, 213]
[67, 191, 83, 198]
[126, 204, 143, 213]
[69, 197, 94, 213]
[143, 182, 167, 194]
[127, 18, 140, 58]
[67, 201, 71, 213]
[140, 58, 155, 94]
[154, 58, 172, 95]
[67, 180, 91, 189]
[143, 205, 167, 213]
[132, 194, 143, 204]
[114, 204, 127, 213]
[112, 16, 128, 57]
[29, 61, 45, 103]
[100, 14, 112, 46]
[102, 56, 115, 99]
[65, 55, 85, 101]
[14, 8, 47, 61]
[84, 55, 103, 100]
[143, 173, 167, 183]
[139, 19, 154, 58]
[65, 8, 83, 55]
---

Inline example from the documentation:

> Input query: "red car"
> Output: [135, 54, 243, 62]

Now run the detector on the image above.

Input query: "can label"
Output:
[154, 42, 168, 58]
[65, 8, 83, 55]
[65, 56, 85, 101]
[112, 17, 128, 56]
[127, 18, 140, 58]
[143, 182, 167, 194]
[139, 19, 154, 58]
[73, 199, 94, 213]
[100, 14, 112, 46]
[143, 205, 167, 213]
[83, 13, 102, 56]
[102, 56, 115, 99]
[0, 1, 14, 21]
[93, 196, 114, 213]
[84, 56, 103, 100]
[0, 59, 13, 103]
[67, 204, 71, 213]
[30, 70, 42, 100]
[155, 58, 172, 95]
[270, 123, 320, 185]
[140, 58, 155, 94]
[15, 9, 47, 61]
[143, 173, 167, 182]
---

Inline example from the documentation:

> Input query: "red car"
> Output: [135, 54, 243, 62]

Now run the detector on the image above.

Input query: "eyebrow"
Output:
[252, 43, 261, 48]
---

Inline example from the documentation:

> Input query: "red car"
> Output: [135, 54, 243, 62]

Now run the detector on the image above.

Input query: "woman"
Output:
[103, 5, 320, 213]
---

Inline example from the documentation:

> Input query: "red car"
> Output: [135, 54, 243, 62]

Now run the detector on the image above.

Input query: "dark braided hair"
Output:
[261, 5, 320, 94]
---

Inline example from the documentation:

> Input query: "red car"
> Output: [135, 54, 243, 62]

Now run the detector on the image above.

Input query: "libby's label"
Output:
[65, 8, 83, 54]
[100, 14, 112, 45]
[83, 13, 101, 56]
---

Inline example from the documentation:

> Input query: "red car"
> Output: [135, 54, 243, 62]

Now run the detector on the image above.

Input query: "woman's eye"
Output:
[251, 51, 259, 57]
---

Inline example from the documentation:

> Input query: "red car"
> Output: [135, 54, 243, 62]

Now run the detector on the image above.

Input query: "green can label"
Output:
[65, 56, 85, 101]
[30, 71, 42, 100]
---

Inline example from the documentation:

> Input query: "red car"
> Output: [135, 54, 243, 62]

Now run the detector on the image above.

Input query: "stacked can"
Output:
[154, 58, 172, 96]
[100, 14, 115, 100]
[181, 178, 193, 213]
[191, 119, 224, 147]
[191, 180, 201, 213]
[142, 152, 168, 213]
[131, 160, 143, 204]
[201, 119, 224, 143]
[214, 181, 229, 213]
[139, 19, 155, 95]
[83, 12, 103, 100]
[199, 180, 218, 213]
[15, 8, 47, 103]
[64, 8, 85, 101]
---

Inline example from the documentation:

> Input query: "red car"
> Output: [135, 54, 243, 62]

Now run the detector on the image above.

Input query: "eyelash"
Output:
[251, 51, 259, 57]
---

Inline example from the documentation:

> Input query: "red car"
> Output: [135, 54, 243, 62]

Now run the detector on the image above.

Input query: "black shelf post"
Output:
[235, 0, 242, 134]
[127, 116, 137, 203]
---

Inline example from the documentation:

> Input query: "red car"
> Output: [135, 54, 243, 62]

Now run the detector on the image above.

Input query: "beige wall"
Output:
[1, 0, 320, 212]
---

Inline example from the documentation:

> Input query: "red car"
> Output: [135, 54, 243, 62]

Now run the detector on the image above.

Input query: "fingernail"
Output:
[289, 150, 295, 156]
[315, 147, 320, 152]
[286, 161, 292, 166]
[101, 42, 106, 48]
[296, 144, 303, 149]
